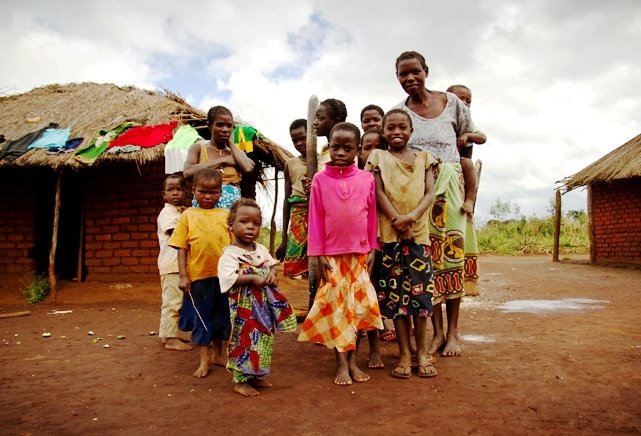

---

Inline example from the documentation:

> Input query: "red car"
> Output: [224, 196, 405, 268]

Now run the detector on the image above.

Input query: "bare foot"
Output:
[210, 354, 227, 367]
[461, 200, 474, 220]
[192, 363, 209, 378]
[442, 335, 462, 357]
[368, 350, 385, 369]
[349, 364, 370, 383]
[235, 382, 260, 397]
[248, 378, 273, 389]
[427, 335, 446, 356]
[165, 338, 193, 351]
[334, 366, 353, 386]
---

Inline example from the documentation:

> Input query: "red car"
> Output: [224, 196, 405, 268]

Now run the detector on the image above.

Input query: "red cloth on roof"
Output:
[108, 120, 178, 148]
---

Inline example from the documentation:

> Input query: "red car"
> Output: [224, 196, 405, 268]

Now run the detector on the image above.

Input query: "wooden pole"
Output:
[0, 310, 31, 319]
[76, 199, 85, 282]
[552, 189, 561, 262]
[587, 184, 596, 264]
[473, 159, 483, 213]
[269, 168, 279, 254]
[49, 172, 62, 303]
[306, 96, 319, 311]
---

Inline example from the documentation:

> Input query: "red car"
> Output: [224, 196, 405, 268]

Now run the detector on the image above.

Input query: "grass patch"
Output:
[477, 216, 589, 255]
[21, 273, 51, 303]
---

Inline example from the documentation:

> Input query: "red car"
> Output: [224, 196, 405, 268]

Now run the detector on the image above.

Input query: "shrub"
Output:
[21, 273, 51, 304]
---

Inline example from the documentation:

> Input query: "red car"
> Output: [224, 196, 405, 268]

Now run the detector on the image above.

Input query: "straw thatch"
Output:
[562, 133, 641, 191]
[0, 82, 292, 170]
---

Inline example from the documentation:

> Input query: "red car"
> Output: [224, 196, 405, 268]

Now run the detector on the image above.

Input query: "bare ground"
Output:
[1, 255, 640, 435]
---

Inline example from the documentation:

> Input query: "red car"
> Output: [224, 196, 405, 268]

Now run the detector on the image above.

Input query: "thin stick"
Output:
[188, 291, 209, 333]
[0, 311, 31, 319]
[269, 168, 279, 254]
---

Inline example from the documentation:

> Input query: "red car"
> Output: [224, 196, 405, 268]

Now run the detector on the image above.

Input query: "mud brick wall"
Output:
[0, 168, 36, 272]
[592, 178, 641, 264]
[84, 161, 167, 275]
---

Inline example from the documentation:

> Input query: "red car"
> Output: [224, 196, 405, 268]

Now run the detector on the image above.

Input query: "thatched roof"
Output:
[562, 133, 641, 191]
[0, 82, 292, 170]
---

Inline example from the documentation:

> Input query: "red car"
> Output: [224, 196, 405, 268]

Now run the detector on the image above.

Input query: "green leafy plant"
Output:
[21, 273, 51, 304]
[478, 201, 589, 255]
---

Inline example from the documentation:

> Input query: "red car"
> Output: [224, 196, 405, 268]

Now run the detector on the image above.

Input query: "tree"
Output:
[489, 198, 522, 221]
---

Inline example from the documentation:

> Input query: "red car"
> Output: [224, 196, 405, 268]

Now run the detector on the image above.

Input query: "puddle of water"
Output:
[461, 334, 495, 343]
[498, 298, 608, 313]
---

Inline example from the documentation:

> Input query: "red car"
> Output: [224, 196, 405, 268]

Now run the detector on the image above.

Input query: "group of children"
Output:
[155, 85, 485, 394]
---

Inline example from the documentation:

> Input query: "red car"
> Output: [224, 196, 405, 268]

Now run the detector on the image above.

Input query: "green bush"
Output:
[477, 214, 589, 255]
[21, 273, 51, 304]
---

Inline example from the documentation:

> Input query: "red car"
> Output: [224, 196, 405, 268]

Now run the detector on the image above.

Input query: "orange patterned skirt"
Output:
[298, 253, 383, 352]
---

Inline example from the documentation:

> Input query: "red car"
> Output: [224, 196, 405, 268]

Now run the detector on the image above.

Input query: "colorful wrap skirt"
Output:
[374, 242, 434, 319]
[227, 264, 297, 384]
[298, 253, 383, 352]
[191, 184, 241, 209]
[429, 162, 479, 304]
[283, 196, 309, 277]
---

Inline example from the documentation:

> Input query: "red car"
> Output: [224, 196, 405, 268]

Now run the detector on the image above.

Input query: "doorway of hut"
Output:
[34, 169, 87, 281]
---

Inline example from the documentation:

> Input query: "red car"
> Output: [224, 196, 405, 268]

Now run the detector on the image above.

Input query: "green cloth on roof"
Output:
[74, 122, 139, 165]
[165, 124, 202, 149]
[233, 125, 259, 153]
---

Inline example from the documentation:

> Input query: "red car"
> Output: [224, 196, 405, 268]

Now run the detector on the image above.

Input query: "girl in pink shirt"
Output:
[298, 122, 383, 386]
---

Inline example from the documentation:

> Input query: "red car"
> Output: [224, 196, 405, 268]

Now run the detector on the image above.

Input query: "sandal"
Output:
[379, 329, 397, 342]
[391, 365, 412, 379]
[417, 364, 438, 378]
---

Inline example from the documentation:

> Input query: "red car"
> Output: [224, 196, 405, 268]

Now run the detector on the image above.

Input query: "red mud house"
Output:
[562, 133, 641, 265]
[0, 83, 292, 282]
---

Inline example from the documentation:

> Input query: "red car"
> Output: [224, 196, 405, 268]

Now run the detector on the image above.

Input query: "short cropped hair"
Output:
[329, 122, 361, 144]
[193, 167, 222, 187]
[395, 51, 429, 75]
[228, 198, 262, 226]
[163, 173, 185, 190]
[289, 118, 307, 132]
[360, 104, 384, 121]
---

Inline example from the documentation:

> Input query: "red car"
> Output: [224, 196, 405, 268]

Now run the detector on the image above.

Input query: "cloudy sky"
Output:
[2, 0, 640, 223]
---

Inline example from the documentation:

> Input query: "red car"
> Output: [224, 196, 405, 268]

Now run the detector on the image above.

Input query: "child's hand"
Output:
[399, 228, 415, 242]
[392, 214, 413, 232]
[457, 133, 470, 149]
[366, 250, 376, 274]
[265, 269, 278, 286]
[178, 276, 191, 293]
[317, 256, 332, 283]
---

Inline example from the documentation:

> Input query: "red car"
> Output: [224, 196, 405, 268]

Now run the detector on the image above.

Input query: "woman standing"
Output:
[183, 106, 255, 208]
[394, 51, 479, 357]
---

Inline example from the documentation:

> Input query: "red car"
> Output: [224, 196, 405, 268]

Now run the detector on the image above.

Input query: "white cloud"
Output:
[2, 0, 640, 224]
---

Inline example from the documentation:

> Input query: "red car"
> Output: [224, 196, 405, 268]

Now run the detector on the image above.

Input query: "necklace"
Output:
[208, 141, 228, 155]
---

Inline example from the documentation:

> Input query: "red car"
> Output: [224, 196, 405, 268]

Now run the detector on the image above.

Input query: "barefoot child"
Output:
[298, 122, 383, 386]
[156, 174, 192, 351]
[366, 109, 438, 379]
[275, 119, 310, 278]
[218, 198, 297, 397]
[357, 129, 390, 369]
[446, 84, 486, 218]
[169, 168, 232, 377]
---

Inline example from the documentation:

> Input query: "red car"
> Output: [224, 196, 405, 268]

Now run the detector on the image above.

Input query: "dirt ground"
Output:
[1, 255, 640, 435]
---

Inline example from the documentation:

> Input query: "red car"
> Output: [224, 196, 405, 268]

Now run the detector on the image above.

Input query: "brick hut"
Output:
[0, 83, 292, 287]
[562, 133, 641, 265]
